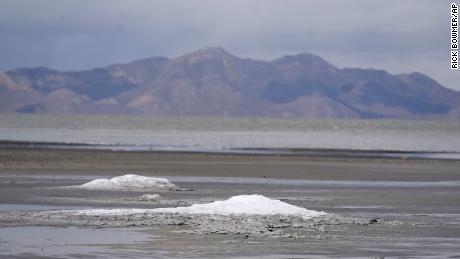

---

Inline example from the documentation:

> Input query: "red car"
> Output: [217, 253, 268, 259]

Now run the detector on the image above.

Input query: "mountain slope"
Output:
[0, 47, 458, 118]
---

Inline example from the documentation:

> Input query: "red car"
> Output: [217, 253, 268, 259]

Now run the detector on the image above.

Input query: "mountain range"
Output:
[1, 47, 459, 119]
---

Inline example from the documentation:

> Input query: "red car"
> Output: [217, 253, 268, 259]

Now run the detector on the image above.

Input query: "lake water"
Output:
[1, 113, 460, 158]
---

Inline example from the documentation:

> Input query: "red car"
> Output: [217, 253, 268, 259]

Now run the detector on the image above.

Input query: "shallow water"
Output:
[0, 204, 83, 211]
[1, 172, 460, 258]
[163, 175, 460, 188]
[0, 226, 156, 258]
[1, 114, 460, 155]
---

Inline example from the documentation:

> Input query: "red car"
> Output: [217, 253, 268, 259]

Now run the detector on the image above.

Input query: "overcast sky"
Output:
[0, 0, 458, 90]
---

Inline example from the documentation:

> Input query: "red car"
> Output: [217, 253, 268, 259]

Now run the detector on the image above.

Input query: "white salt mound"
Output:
[79, 174, 176, 191]
[154, 194, 325, 217]
[65, 194, 326, 218]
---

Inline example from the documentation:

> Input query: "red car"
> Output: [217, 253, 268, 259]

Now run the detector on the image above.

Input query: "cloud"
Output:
[0, 0, 457, 89]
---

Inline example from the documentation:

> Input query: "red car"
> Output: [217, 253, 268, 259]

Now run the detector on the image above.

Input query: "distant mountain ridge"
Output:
[1, 46, 459, 119]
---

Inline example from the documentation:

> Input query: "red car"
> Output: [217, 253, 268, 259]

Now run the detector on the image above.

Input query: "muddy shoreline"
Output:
[1, 147, 460, 181]
[1, 148, 460, 258]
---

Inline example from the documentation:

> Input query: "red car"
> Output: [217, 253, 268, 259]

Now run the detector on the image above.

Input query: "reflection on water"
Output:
[166, 175, 460, 188]
[0, 226, 156, 258]
[0, 204, 84, 211]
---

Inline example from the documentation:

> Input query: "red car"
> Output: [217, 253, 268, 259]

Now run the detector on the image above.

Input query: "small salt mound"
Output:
[154, 194, 325, 218]
[79, 174, 176, 191]
[139, 194, 160, 201]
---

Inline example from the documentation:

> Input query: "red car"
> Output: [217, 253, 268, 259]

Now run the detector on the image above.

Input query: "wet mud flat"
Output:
[0, 148, 460, 258]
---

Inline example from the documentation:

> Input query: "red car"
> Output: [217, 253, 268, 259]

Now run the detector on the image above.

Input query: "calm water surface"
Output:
[1, 114, 459, 154]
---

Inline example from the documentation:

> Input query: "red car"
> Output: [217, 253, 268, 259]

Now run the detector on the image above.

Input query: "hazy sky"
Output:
[0, 0, 458, 90]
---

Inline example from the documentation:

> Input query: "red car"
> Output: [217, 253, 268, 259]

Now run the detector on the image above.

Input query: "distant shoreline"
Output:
[1, 139, 459, 161]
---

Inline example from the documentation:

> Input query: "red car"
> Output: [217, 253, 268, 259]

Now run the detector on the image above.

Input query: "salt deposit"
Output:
[0, 195, 380, 238]
[69, 194, 325, 218]
[154, 194, 325, 217]
[78, 174, 176, 191]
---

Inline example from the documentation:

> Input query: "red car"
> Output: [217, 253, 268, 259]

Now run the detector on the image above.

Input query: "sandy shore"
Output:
[1, 148, 460, 258]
